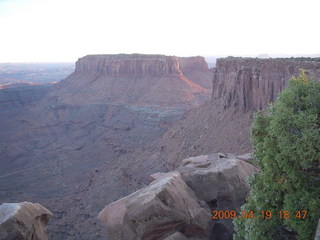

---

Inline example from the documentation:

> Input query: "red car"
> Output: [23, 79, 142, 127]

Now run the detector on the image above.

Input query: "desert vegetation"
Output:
[234, 72, 320, 240]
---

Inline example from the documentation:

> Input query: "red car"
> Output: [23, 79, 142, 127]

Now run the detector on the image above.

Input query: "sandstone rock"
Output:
[178, 153, 259, 238]
[212, 57, 320, 112]
[0, 202, 52, 240]
[99, 153, 258, 240]
[98, 171, 212, 240]
[51, 54, 211, 107]
[178, 153, 258, 205]
[75, 54, 209, 77]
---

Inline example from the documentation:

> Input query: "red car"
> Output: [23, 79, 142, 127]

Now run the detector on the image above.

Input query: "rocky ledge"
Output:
[0, 202, 52, 240]
[98, 153, 258, 240]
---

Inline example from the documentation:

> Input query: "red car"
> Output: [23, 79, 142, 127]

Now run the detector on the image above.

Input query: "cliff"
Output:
[0, 54, 213, 240]
[50, 54, 212, 108]
[75, 54, 209, 77]
[132, 57, 320, 170]
[212, 57, 320, 112]
[2, 56, 320, 240]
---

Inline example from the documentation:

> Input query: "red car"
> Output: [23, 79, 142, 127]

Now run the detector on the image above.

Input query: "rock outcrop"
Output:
[0, 202, 52, 240]
[178, 153, 258, 239]
[98, 171, 212, 240]
[98, 153, 258, 240]
[51, 54, 212, 107]
[212, 57, 320, 112]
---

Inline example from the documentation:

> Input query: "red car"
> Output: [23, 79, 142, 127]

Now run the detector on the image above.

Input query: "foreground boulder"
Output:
[178, 153, 258, 209]
[178, 153, 258, 238]
[0, 202, 52, 240]
[98, 153, 258, 240]
[98, 171, 212, 240]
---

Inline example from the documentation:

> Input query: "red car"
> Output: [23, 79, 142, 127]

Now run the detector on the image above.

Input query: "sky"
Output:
[0, 0, 319, 62]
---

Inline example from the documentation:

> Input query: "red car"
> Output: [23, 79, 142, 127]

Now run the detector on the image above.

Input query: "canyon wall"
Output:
[137, 57, 320, 171]
[2, 56, 320, 240]
[0, 54, 212, 240]
[212, 57, 320, 112]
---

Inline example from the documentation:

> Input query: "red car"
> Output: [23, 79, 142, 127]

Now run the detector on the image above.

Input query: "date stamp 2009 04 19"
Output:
[212, 210, 308, 220]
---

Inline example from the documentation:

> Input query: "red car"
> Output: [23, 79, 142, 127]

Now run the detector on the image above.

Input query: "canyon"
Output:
[0, 54, 320, 239]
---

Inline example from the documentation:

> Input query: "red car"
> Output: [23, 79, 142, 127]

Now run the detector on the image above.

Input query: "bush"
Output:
[234, 72, 320, 240]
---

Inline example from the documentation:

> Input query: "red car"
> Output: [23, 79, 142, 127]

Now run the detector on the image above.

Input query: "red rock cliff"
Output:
[212, 57, 320, 112]
[52, 54, 211, 107]
[75, 54, 208, 77]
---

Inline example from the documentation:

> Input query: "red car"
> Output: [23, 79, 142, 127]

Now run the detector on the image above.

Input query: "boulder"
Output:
[0, 202, 52, 240]
[98, 171, 212, 240]
[178, 153, 259, 239]
[98, 153, 258, 240]
[178, 153, 258, 208]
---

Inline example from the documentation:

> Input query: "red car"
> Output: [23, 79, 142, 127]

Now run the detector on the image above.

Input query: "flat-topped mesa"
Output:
[51, 54, 212, 107]
[75, 54, 208, 77]
[213, 57, 320, 112]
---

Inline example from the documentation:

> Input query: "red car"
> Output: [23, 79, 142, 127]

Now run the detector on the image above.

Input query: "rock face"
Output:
[212, 57, 320, 112]
[52, 54, 212, 107]
[178, 153, 258, 239]
[98, 171, 212, 240]
[133, 57, 320, 172]
[98, 153, 258, 240]
[178, 153, 257, 208]
[75, 54, 209, 77]
[0, 202, 52, 240]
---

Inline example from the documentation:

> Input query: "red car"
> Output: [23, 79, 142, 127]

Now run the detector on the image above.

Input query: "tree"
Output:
[234, 72, 320, 240]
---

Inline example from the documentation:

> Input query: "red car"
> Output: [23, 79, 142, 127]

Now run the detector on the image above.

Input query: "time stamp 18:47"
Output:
[212, 210, 308, 220]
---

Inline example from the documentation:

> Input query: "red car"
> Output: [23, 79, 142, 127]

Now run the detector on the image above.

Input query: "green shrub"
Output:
[234, 72, 320, 240]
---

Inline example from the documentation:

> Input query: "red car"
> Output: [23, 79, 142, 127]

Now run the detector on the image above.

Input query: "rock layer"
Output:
[212, 57, 320, 112]
[75, 54, 209, 77]
[0, 202, 52, 240]
[51, 54, 212, 107]
[98, 153, 258, 240]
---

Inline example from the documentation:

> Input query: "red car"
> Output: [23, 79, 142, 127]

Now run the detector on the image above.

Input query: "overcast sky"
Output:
[1, 0, 319, 62]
